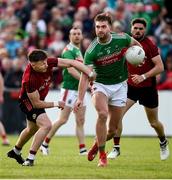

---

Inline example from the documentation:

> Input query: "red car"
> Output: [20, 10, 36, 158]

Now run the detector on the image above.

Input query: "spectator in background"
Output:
[155, 13, 172, 43]
[158, 34, 172, 63]
[157, 51, 172, 90]
[112, 20, 124, 33]
[25, 9, 47, 36]
[3, 58, 26, 134]
[132, 2, 151, 34]
[55, 3, 73, 41]
[0, 48, 12, 76]
[12, 0, 31, 30]
[49, 6, 63, 30]
[32, 0, 51, 25]
[4, 31, 22, 59]
[81, 36, 92, 55]
[48, 30, 65, 57]
[113, 0, 132, 33]
[47, 28, 66, 89]
[0, 122, 10, 145]
[75, 0, 93, 9]
[4, 58, 25, 89]
[0, 64, 10, 146]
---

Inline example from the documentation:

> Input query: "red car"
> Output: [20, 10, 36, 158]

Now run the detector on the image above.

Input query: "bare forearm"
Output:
[32, 100, 54, 109]
[78, 73, 89, 101]
[144, 66, 163, 79]
[70, 60, 92, 76]
[144, 56, 164, 79]
[68, 68, 81, 80]
[58, 58, 92, 76]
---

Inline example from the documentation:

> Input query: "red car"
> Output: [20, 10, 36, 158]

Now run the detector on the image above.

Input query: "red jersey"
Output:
[127, 37, 159, 88]
[19, 58, 58, 102]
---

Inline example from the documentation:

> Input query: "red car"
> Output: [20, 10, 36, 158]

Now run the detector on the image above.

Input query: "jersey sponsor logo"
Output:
[96, 48, 127, 66]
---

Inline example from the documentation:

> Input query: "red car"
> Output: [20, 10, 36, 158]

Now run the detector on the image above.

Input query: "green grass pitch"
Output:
[0, 135, 172, 179]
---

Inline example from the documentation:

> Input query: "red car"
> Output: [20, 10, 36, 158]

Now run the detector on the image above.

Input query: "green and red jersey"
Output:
[84, 32, 131, 85]
[61, 43, 83, 90]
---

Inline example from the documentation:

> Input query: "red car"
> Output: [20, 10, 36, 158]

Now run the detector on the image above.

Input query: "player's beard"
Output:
[98, 33, 110, 43]
[132, 33, 145, 41]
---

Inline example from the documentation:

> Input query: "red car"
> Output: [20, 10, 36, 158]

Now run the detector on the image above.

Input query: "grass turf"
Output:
[0, 135, 172, 179]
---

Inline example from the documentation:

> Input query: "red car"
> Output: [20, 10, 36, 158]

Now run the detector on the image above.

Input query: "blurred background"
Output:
[0, 0, 171, 135]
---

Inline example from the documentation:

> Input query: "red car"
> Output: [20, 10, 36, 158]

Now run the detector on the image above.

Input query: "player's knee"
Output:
[76, 117, 85, 126]
[98, 111, 108, 122]
[59, 118, 68, 125]
[26, 127, 36, 135]
[150, 121, 158, 129]
[44, 122, 52, 132]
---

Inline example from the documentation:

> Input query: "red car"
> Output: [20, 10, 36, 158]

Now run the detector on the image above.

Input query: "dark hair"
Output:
[131, 18, 147, 28]
[28, 49, 47, 62]
[94, 12, 112, 26]
[71, 26, 81, 31]
[70, 26, 82, 34]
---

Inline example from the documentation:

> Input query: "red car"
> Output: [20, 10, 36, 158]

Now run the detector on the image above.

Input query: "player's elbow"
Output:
[159, 63, 164, 73]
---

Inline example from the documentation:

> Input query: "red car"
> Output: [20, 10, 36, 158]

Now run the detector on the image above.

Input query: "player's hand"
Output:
[131, 74, 145, 84]
[73, 99, 83, 113]
[88, 71, 97, 81]
[57, 101, 65, 110]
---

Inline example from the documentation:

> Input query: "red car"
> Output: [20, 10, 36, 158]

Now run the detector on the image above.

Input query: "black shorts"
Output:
[19, 100, 45, 123]
[127, 85, 158, 108]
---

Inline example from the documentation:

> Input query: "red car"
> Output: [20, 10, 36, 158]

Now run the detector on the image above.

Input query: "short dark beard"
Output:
[133, 34, 145, 41]
[98, 33, 111, 43]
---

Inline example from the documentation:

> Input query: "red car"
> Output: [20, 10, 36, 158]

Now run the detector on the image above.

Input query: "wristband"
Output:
[53, 102, 59, 107]
[88, 71, 94, 78]
[141, 74, 146, 80]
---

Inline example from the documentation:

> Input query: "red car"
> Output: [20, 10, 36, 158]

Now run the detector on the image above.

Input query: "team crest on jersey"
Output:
[114, 45, 120, 53]
[104, 47, 111, 54]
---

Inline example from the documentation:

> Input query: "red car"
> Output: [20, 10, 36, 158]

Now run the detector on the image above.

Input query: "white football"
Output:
[125, 45, 145, 65]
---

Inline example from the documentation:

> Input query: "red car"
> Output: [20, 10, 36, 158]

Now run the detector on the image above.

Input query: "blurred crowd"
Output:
[0, 0, 172, 90]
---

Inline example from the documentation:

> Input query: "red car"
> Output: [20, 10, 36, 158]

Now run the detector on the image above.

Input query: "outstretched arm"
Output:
[73, 72, 90, 112]
[58, 58, 96, 81]
[67, 67, 81, 80]
[27, 90, 64, 109]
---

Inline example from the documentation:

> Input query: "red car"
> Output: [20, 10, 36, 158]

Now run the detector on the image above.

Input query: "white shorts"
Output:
[59, 88, 87, 108]
[91, 81, 128, 107]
